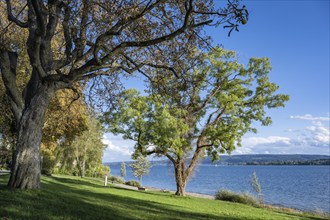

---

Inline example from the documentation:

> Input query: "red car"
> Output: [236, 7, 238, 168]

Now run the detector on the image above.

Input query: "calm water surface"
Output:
[109, 164, 330, 213]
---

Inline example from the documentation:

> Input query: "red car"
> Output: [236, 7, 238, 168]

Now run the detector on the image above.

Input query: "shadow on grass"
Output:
[0, 175, 326, 220]
[0, 175, 234, 220]
[50, 175, 106, 189]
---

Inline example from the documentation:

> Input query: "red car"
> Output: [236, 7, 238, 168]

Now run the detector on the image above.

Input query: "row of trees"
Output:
[1, 86, 109, 178]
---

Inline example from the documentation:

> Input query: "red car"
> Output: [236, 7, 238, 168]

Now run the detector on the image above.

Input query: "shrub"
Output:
[125, 180, 141, 188]
[108, 175, 125, 184]
[250, 171, 262, 194]
[215, 189, 261, 207]
[89, 165, 110, 178]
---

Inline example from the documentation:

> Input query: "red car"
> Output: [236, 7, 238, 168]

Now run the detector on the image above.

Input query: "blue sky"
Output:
[102, 0, 329, 162]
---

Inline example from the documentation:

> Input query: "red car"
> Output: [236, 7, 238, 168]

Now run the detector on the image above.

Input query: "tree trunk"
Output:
[81, 159, 85, 178]
[173, 149, 204, 196]
[8, 84, 56, 189]
[174, 160, 187, 196]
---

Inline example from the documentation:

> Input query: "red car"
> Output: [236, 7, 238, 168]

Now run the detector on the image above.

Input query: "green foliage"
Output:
[104, 48, 289, 162]
[56, 115, 106, 177]
[86, 165, 110, 178]
[250, 171, 262, 194]
[130, 156, 151, 186]
[41, 150, 57, 176]
[0, 145, 11, 170]
[103, 47, 289, 195]
[215, 189, 260, 207]
[120, 162, 126, 178]
[125, 180, 141, 188]
[108, 175, 125, 184]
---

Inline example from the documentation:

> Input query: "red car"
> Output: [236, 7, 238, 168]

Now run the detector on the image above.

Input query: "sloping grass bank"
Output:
[0, 175, 327, 220]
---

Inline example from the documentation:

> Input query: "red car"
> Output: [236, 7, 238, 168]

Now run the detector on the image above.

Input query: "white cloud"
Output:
[102, 137, 133, 156]
[290, 114, 330, 121]
[102, 135, 134, 162]
[243, 136, 291, 147]
[304, 121, 329, 146]
[236, 119, 330, 155]
[234, 147, 253, 154]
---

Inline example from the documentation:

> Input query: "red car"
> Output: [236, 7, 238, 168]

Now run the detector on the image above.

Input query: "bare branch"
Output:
[0, 50, 24, 122]
[62, 3, 72, 60]
[93, 0, 165, 64]
[45, 0, 62, 40]
[75, 0, 89, 58]
[30, 0, 47, 35]
[5, 0, 28, 28]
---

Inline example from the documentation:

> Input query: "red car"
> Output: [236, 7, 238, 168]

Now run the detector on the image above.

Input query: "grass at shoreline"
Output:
[0, 174, 328, 220]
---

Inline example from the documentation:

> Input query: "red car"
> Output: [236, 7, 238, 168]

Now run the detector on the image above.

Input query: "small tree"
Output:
[120, 162, 126, 179]
[130, 156, 151, 187]
[250, 171, 262, 195]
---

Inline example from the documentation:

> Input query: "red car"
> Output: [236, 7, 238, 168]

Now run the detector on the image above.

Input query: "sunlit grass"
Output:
[0, 174, 327, 220]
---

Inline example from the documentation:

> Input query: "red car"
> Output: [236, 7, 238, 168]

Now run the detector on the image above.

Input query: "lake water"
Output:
[109, 164, 330, 213]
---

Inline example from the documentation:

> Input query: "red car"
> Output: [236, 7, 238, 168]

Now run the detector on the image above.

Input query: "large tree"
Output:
[0, 0, 248, 189]
[103, 48, 289, 195]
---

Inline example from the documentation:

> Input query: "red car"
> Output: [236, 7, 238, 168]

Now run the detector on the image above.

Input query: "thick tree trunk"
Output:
[174, 149, 204, 196]
[8, 84, 56, 189]
[174, 160, 187, 196]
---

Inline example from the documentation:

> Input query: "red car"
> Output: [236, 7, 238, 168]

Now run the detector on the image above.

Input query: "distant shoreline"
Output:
[104, 154, 330, 166]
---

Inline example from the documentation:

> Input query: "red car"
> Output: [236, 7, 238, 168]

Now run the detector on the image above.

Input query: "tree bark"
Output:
[173, 148, 204, 196]
[81, 159, 85, 178]
[78, 158, 85, 178]
[174, 160, 187, 196]
[8, 84, 56, 189]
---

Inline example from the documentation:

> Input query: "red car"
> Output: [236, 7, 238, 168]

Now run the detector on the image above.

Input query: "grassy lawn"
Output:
[0, 174, 327, 220]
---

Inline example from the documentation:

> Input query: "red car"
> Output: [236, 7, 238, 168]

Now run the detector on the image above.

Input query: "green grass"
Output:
[0, 175, 327, 220]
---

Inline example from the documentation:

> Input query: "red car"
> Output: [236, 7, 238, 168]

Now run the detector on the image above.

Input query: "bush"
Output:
[88, 165, 110, 178]
[108, 175, 125, 184]
[125, 180, 141, 188]
[215, 189, 261, 207]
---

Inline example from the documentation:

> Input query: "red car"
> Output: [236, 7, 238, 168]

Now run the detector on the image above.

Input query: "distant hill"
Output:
[104, 154, 330, 166]
[201, 154, 330, 165]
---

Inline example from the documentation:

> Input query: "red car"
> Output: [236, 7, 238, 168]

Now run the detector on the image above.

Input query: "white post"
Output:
[104, 175, 108, 187]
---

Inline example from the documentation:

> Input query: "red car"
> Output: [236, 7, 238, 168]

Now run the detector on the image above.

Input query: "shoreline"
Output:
[111, 182, 329, 216]
[111, 183, 214, 199]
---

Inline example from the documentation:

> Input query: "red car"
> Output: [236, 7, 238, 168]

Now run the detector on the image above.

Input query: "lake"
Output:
[108, 164, 330, 213]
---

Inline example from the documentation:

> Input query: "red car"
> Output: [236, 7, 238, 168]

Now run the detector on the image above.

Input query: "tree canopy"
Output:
[103, 48, 289, 195]
[0, 0, 248, 189]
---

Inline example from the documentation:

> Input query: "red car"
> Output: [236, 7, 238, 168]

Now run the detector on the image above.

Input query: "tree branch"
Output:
[5, 0, 28, 28]
[30, 0, 47, 35]
[0, 50, 24, 122]
[165, 153, 176, 164]
[45, 0, 62, 40]
[74, 0, 213, 77]
[75, 0, 89, 58]
[62, 3, 72, 60]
